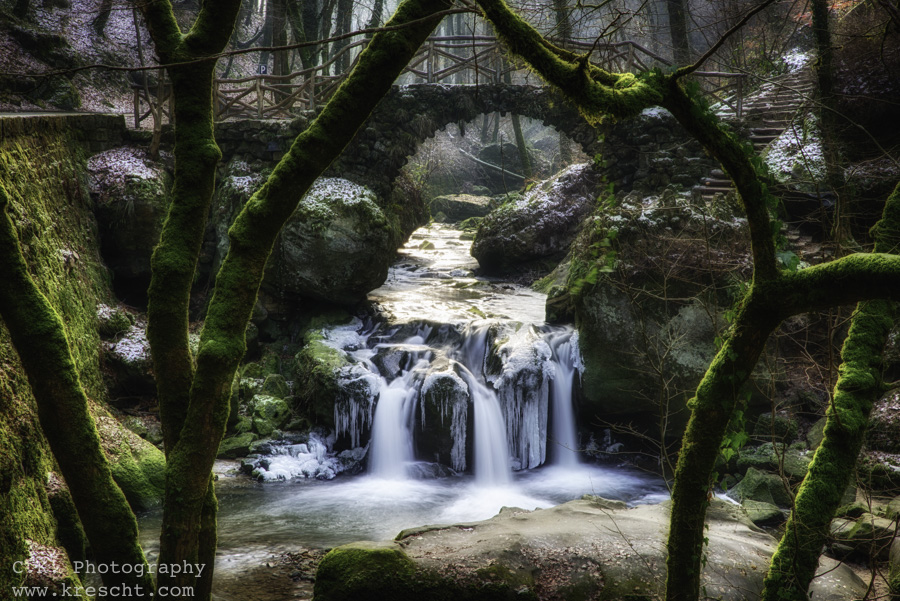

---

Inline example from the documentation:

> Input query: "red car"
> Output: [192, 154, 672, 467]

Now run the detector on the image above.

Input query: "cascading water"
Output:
[548, 332, 581, 467]
[459, 367, 511, 485]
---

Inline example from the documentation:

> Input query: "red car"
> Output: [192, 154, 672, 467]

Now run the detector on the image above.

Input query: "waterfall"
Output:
[549, 332, 580, 467]
[367, 356, 427, 479]
[456, 368, 511, 485]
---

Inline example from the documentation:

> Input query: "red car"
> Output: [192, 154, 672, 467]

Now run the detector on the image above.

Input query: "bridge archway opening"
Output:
[399, 113, 590, 200]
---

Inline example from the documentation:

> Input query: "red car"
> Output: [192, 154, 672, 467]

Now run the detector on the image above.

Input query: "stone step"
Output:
[750, 127, 784, 135]
[703, 178, 733, 187]
[694, 185, 734, 195]
[750, 134, 780, 144]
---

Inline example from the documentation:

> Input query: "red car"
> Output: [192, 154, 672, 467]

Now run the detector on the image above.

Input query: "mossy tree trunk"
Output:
[0, 185, 154, 597]
[138, 0, 450, 597]
[760, 182, 900, 601]
[471, 1, 900, 600]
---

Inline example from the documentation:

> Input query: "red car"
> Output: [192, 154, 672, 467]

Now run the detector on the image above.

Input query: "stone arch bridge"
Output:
[215, 83, 599, 197]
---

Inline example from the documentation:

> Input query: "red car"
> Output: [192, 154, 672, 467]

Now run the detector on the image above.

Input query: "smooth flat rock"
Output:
[314, 498, 866, 601]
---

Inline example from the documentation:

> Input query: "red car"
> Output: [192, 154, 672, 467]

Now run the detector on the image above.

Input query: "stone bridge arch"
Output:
[326, 83, 600, 196]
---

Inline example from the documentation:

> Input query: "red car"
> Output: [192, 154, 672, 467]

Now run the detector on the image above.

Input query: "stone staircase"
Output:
[693, 66, 815, 202]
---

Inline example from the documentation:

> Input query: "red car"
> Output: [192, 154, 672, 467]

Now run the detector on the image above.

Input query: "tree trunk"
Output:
[0, 185, 154, 598]
[332, 0, 354, 74]
[667, 0, 691, 64]
[140, 0, 450, 597]
[93, 0, 113, 36]
[286, 0, 317, 70]
[760, 182, 900, 600]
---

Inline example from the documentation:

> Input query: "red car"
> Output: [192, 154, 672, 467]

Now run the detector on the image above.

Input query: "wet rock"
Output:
[471, 164, 597, 273]
[428, 194, 492, 222]
[417, 367, 469, 471]
[314, 499, 865, 601]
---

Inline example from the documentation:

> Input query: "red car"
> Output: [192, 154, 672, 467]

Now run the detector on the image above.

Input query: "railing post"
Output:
[626, 43, 635, 71]
[214, 79, 220, 120]
[736, 75, 744, 119]
[309, 73, 316, 111]
[256, 76, 263, 118]
[427, 39, 435, 83]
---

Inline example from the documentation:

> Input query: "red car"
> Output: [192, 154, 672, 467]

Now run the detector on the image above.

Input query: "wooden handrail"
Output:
[210, 35, 747, 121]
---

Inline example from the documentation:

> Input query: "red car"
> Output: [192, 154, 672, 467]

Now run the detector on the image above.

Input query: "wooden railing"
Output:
[132, 36, 748, 125]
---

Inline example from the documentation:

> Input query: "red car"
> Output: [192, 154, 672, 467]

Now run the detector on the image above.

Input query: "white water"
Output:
[549, 332, 580, 467]
[461, 367, 512, 485]
[137, 224, 667, 592]
[368, 380, 414, 479]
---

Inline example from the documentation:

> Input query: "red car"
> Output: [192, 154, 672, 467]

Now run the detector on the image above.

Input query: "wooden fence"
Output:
[133, 36, 747, 126]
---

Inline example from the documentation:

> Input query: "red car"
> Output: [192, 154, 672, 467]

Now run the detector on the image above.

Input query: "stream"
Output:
[137, 224, 668, 597]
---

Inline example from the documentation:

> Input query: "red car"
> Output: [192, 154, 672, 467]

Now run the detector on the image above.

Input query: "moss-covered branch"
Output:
[150, 0, 450, 596]
[760, 182, 900, 600]
[476, 0, 663, 121]
[0, 184, 154, 595]
[659, 80, 779, 281]
[665, 286, 781, 600]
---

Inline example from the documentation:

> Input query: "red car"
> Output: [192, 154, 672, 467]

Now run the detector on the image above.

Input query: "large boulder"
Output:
[267, 178, 402, 305]
[314, 498, 865, 601]
[429, 194, 492, 222]
[87, 147, 170, 285]
[562, 186, 761, 437]
[471, 164, 598, 273]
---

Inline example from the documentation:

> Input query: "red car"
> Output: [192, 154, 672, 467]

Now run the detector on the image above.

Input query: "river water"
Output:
[138, 224, 667, 594]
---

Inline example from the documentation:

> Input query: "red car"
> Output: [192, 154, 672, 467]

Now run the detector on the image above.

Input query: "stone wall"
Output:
[597, 107, 736, 194]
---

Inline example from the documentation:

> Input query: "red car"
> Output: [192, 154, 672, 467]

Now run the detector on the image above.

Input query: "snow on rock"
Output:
[471, 164, 598, 273]
[245, 432, 363, 482]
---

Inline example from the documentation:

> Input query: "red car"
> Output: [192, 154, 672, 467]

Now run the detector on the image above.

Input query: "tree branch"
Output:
[673, 0, 778, 79]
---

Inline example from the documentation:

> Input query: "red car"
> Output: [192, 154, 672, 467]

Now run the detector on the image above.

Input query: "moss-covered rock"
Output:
[564, 186, 762, 438]
[218, 432, 259, 459]
[741, 500, 785, 527]
[830, 513, 896, 560]
[314, 541, 422, 601]
[0, 117, 113, 594]
[736, 443, 811, 482]
[249, 394, 291, 437]
[95, 416, 165, 512]
[266, 178, 402, 306]
[726, 467, 794, 507]
[262, 373, 290, 398]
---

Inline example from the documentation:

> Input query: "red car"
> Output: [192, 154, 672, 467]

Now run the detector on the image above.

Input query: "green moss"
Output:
[314, 541, 420, 601]
[101, 421, 166, 512]
[217, 432, 259, 459]
[293, 336, 351, 428]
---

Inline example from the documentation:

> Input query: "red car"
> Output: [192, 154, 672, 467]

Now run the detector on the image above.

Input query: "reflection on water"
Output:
[369, 224, 548, 323]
